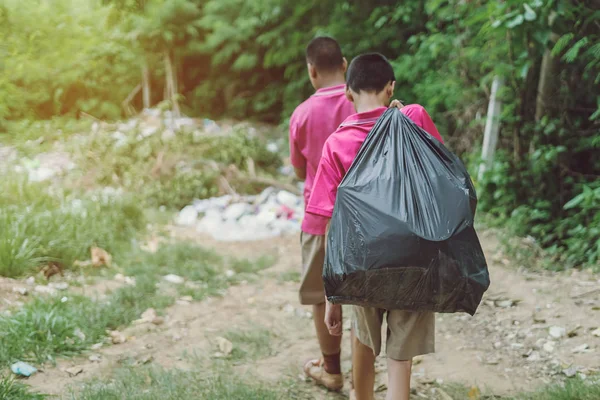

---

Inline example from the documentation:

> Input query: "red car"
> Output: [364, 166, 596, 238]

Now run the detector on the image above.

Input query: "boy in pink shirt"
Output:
[289, 36, 355, 391]
[307, 53, 443, 400]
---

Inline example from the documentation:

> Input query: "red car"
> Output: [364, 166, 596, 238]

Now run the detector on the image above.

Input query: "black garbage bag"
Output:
[324, 109, 489, 315]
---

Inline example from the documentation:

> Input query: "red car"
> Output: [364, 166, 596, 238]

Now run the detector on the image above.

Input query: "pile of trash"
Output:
[176, 187, 304, 241]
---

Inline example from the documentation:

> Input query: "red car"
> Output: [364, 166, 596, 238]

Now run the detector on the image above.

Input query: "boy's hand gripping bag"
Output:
[324, 109, 490, 315]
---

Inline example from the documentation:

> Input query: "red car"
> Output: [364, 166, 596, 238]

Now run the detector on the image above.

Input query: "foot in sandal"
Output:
[304, 358, 344, 391]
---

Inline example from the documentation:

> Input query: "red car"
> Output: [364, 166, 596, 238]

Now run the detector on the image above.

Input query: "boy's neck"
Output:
[315, 74, 346, 90]
[353, 95, 387, 114]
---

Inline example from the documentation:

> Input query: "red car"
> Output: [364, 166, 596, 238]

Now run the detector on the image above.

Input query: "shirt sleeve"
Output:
[306, 141, 343, 218]
[289, 113, 306, 169]
[402, 105, 444, 144]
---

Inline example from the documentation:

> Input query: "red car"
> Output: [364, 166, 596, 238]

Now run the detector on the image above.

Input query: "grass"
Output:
[223, 328, 275, 362]
[513, 379, 600, 400]
[0, 376, 45, 400]
[436, 379, 600, 400]
[274, 270, 301, 283]
[0, 175, 145, 278]
[70, 365, 286, 400]
[0, 277, 171, 367]
[123, 242, 274, 301]
[0, 240, 273, 369]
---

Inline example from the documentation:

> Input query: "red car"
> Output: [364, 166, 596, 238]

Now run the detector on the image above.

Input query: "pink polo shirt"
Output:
[289, 84, 355, 235]
[306, 104, 443, 218]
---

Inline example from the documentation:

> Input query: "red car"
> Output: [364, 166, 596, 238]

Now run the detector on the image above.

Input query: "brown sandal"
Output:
[303, 358, 344, 391]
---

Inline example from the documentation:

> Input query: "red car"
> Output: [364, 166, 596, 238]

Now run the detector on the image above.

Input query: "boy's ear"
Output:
[308, 63, 318, 80]
[341, 57, 348, 73]
[386, 81, 396, 99]
[345, 86, 354, 103]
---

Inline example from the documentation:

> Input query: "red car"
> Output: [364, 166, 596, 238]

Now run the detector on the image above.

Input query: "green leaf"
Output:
[523, 4, 537, 21]
[552, 33, 574, 56]
[563, 37, 589, 62]
[506, 14, 524, 28]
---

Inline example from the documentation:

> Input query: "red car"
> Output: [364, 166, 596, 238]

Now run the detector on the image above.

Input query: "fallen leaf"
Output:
[41, 262, 64, 279]
[468, 386, 481, 399]
[216, 337, 233, 356]
[91, 247, 112, 268]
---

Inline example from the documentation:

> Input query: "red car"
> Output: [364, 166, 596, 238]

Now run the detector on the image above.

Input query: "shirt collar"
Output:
[312, 84, 347, 97]
[339, 107, 387, 127]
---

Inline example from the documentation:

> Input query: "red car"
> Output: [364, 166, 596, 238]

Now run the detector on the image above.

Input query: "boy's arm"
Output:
[289, 115, 307, 181]
[294, 167, 307, 180]
[323, 219, 342, 336]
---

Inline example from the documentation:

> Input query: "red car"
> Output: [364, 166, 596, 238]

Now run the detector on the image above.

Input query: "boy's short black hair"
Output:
[306, 36, 344, 74]
[346, 53, 396, 94]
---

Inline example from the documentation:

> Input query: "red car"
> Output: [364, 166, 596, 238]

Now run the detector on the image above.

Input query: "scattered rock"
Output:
[115, 273, 136, 286]
[163, 274, 185, 284]
[563, 366, 578, 378]
[12, 287, 28, 296]
[543, 341, 556, 353]
[26, 277, 35, 286]
[216, 337, 233, 356]
[527, 351, 541, 362]
[11, 362, 37, 377]
[88, 354, 102, 363]
[50, 282, 69, 291]
[496, 300, 515, 308]
[591, 328, 600, 337]
[34, 285, 57, 295]
[65, 366, 83, 377]
[549, 326, 566, 339]
[572, 343, 590, 354]
[91, 343, 103, 350]
[135, 308, 165, 325]
[110, 330, 127, 344]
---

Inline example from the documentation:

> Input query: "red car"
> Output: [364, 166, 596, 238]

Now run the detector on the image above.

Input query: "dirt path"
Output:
[25, 229, 600, 398]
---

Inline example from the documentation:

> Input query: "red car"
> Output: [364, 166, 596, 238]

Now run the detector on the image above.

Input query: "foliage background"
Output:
[0, 0, 598, 268]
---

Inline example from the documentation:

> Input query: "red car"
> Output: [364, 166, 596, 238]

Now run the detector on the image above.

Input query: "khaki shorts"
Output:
[353, 306, 435, 360]
[299, 232, 326, 305]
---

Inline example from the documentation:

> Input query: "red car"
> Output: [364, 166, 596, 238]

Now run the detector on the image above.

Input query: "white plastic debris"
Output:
[189, 187, 304, 242]
[176, 205, 198, 226]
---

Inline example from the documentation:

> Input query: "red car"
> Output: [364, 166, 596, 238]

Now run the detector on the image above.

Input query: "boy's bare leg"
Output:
[313, 302, 342, 358]
[385, 358, 412, 400]
[304, 302, 343, 391]
[352, 333, 376, 400]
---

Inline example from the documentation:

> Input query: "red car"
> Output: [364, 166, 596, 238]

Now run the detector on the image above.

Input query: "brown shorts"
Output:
[299, 232, 326, 305]
[353, 306, 435, 360]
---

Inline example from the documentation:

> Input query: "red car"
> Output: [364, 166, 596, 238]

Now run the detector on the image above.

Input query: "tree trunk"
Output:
[535, 27, 560, 121]
[163, 49, 180, 118]
[142, 61, 151, 109]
